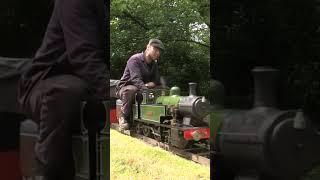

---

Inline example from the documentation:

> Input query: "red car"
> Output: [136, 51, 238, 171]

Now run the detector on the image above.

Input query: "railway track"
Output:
[111, 123, 210, 166]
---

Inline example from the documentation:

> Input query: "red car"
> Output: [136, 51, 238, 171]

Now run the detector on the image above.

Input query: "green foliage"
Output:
[111, 0, 210, 96]
[214, 0, 320, 109]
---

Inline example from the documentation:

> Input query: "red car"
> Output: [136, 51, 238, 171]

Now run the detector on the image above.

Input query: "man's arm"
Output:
[127, 60, 147, 90]
[58, 0, 108, 100]
[145, 82, 156, 88]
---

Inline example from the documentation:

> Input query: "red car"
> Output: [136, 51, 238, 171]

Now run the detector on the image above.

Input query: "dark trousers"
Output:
[27, 75, 88, 180]
[118, 85, 138, 121]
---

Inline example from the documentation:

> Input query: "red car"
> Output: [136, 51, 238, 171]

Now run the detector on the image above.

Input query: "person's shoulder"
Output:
[128, 52, 143, 63]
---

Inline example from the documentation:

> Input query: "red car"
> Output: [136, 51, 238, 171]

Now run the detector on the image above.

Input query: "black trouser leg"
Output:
[28, 75, 88, 180]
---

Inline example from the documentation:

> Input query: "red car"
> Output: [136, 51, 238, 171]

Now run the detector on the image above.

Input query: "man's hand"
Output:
[145, 82, 156, 89]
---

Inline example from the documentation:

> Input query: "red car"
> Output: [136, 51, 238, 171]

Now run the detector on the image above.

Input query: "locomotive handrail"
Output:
[77, 100, 110, 180]
[135, 92, 143, 119]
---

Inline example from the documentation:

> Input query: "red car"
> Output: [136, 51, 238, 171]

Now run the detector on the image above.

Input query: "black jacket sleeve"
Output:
[58, 0, 108, 100]
[127, 59, 147, 90]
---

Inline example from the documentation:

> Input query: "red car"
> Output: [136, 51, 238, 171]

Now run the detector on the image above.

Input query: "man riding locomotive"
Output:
[116, 39, 165, 130]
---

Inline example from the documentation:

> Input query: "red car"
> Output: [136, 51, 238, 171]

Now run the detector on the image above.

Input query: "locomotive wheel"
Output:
[154, 135, 161, 142]
[153, 127, 162, 142]
[135, 123, 142, 134]
[142, 126, 151, 137]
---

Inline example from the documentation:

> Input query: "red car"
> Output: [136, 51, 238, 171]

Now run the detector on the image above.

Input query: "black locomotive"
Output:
[210, 67, 320, 180]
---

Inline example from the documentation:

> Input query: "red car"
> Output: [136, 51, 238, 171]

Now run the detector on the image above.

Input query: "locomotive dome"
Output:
[170, 86, 181, 96]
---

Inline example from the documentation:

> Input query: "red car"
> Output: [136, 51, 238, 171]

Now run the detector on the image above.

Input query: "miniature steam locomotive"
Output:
[115, 83, 211, 149]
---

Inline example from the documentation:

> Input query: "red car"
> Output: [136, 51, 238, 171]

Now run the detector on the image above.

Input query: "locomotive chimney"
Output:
[251, 67, 279, 107]
[189, 82, 197, 96]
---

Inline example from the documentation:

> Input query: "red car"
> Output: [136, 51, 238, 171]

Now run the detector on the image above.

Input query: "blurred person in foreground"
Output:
[18, 0, 108, 179]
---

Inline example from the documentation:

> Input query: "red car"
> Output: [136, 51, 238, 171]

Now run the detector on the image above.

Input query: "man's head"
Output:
[145, 39, 164, 63]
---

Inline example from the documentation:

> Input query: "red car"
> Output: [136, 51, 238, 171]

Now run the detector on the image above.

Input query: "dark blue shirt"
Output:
[117, 52, 160, 90]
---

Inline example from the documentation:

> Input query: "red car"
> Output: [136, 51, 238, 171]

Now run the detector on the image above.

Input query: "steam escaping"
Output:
[160, 76, 168, 89]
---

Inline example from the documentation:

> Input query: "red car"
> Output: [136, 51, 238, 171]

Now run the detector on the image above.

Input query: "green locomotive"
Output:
[116, 83, 211, 149]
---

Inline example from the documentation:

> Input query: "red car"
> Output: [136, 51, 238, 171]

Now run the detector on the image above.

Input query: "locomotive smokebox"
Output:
[178, 82, 210, 126]
[252, 67, 279, 107]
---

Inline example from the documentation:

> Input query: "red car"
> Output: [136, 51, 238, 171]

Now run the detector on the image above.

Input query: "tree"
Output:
[110, 0, 210, 96]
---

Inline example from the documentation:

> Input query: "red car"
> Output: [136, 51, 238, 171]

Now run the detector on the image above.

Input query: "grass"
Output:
[110, 129, 210, 180]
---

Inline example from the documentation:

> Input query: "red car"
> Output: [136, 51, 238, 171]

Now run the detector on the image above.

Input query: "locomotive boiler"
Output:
[116, 83, 211, 149]
[210, 67, 320, 180]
